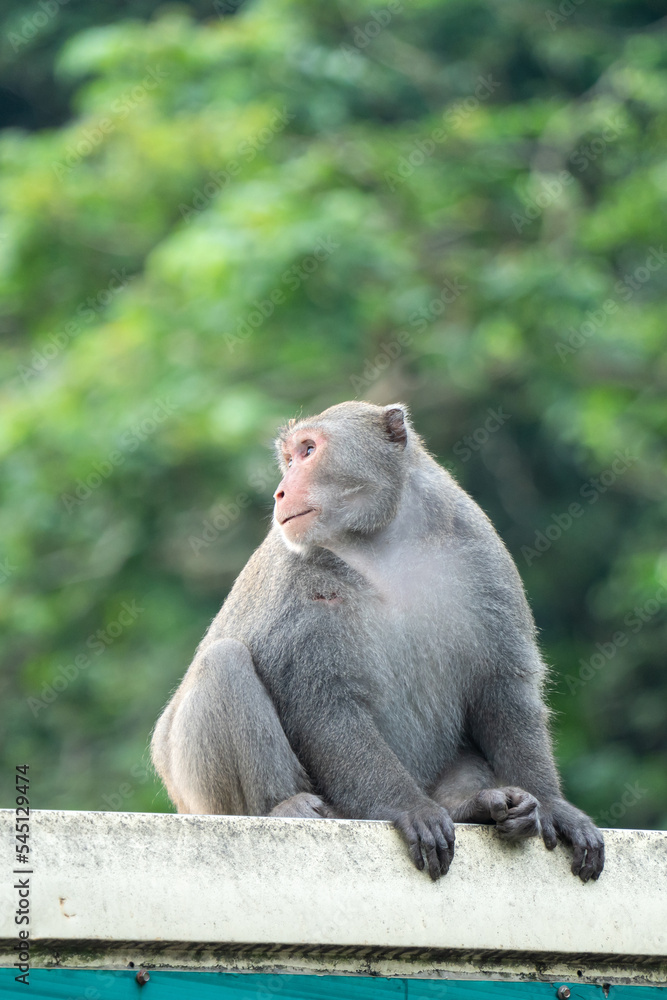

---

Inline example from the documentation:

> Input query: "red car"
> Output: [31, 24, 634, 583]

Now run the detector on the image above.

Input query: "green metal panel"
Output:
[0, 971, 665, 1000]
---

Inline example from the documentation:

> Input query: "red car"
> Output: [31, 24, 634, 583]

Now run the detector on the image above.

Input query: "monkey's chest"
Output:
[361, 605, 465, 786]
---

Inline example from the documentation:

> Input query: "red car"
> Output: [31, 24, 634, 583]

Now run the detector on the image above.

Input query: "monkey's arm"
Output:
[469, 671, 605, 881]
[285, 690, 456, 880]
[472, 672, 561, 796]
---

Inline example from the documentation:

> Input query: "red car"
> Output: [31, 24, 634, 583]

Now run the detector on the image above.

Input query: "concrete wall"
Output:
[1, 811, 665, 983]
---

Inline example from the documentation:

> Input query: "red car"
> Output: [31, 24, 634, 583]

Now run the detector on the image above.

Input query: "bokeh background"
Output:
[1, 0, 665, 828]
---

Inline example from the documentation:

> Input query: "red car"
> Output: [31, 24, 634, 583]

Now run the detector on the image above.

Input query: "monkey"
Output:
[151, 401, 604, 882]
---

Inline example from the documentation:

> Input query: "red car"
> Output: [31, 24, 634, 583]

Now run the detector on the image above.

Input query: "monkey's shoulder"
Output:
[212, 530, 364, 633]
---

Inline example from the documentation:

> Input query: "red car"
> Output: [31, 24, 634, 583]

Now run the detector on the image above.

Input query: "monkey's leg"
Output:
[469, 672, 604, 880]
[151, 638, 328, 817]
[431, 751, 540, 840]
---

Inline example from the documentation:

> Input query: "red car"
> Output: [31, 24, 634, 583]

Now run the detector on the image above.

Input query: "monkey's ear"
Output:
[384, 405, 408, 447]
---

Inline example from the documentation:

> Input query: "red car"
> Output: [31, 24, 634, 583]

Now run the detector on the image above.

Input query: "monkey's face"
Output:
[273, 429, 327, 550]
[273, 402, 410, 553]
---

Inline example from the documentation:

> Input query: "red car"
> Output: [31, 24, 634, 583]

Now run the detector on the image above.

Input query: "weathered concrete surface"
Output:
[0, 811, 665, 982]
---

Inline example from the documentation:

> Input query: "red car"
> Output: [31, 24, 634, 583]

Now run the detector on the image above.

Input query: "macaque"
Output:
[152, 401, 604, 881]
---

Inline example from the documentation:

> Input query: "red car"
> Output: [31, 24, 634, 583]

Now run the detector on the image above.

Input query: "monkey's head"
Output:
[273, 401, 413, 553]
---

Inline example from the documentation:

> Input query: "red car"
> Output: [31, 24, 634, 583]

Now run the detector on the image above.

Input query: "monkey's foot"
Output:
[393, 803, 456, 881]
[539, 799, 605, 882]
[269, 792, 336, 819]
[479, 787, 540, 841]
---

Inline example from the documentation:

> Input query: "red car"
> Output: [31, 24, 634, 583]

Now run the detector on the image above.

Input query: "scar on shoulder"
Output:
[312, 592, 341, 603]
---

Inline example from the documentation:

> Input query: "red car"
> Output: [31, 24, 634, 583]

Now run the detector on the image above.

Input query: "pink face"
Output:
[274, 428, 326, 545]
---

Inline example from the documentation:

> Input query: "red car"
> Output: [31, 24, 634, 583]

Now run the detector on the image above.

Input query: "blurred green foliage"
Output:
[1, 0, 665, 829]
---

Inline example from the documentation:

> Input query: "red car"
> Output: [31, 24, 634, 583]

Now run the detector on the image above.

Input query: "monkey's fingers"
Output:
[582, 841, 605, 881]
[496, 812, 540, 841]
[489, 789, 538, 833]
[486, 790, 510, 823]
[505, 790, 539, 818]
[394, 808, 454, 880]
[410, 839, 427, 873]
[431, 817, 455, 879]
[570, 835, 605, 882]
[539, 811, 558, 850]
[394, 815, 426, 873]
[414, 818, 445, 881]
[571, 843, 586, 879]
[550, 806, 605, 881]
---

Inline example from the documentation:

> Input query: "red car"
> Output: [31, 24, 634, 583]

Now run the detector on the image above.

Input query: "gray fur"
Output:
[151, 401, 604, 881]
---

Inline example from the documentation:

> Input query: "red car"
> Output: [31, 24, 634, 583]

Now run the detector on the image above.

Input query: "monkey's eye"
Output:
[304, 443, 315, 457]
[287, 456, 293, 468]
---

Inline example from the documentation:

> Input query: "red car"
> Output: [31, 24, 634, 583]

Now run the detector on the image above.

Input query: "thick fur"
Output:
[152, 401, 604, 881]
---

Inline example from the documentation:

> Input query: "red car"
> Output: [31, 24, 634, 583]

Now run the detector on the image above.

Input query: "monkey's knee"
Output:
[151, 702, 180, 802]
[196, 637, 255, 685]
[158, 638, 310, 816]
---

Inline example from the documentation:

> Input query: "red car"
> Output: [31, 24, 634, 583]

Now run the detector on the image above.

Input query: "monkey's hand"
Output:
[476, 787, 540, 841]
[539, 798, 605, 882]
[270, 792, 337, 819]
[393, 802, 456, 880]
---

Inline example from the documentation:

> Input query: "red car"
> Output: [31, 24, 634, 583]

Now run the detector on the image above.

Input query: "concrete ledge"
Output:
[0, 811, 665, 983]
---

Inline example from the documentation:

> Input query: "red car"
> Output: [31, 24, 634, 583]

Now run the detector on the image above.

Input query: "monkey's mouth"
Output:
[280, 508, 316, 526]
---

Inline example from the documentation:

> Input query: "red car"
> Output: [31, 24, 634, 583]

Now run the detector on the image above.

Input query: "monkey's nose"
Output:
[274, 487, 285, 501]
